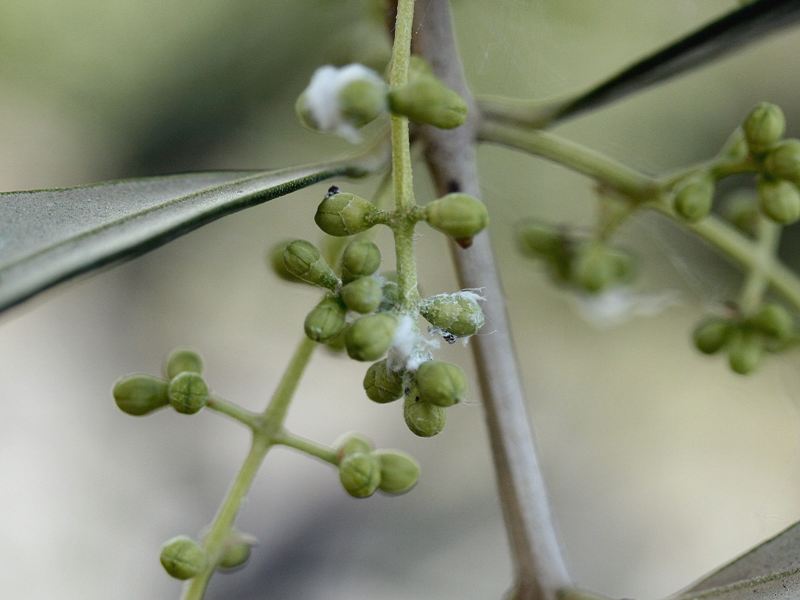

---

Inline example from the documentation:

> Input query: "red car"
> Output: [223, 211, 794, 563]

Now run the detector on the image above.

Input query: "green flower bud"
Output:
[304, 297, 347, 343]
[743, 102, 785, 153]
[379, 278, 400, 311]
[337, 78, 387, 128]
[112, 374, 169, 416]
[282, 240, 339, 290]
[164, 348, 203, 380]
[341, 239, 381, 283]
[692, 318, 731, 355]
[218, 535, 253, 571]
[425, 193, 489, 243]
[315, 190, 379, 237]
[751, 303, 793, 340]
[334, 432, 374, 463]
[168, 372, 209, 415]
[294, 92, 319, 131]
[416, 360, 467, 407]
[388, 74, 467, 129]
[518, 221, 561, 257]
[403, 394, 446, 438]
[727, 330, 764, 375]
[720, 127, 749, 162]
[673, 176, 714, 223]
[268, 240, 304, 283]
[160, 536, 207, 580]
[362, 359, 404, 403]
[572, 243, 617, 294]
[724, 194, 760, 237]
[758, 177, 800, 224]
[340, 276, 382, 313]
[338, 451, 381, 498]
[345, 313, 397, 361]
[374, 449, 420, 495]
[765, 139, 800, 184]
[420, 292, 484, 338]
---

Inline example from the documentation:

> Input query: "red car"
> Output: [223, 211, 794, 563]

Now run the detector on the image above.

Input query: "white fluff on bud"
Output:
[387, 314, 439, 372]
[303, 64, 386, 143]
[571, 287, 681, 329]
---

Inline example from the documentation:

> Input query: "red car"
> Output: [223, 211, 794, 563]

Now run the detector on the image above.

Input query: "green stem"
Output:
[182, 435, 270, 600]
[479, 116, 800, 313]
[389, 0, 419, 311]
[273, 430, 339, 465]
[181, 336, 317, 599]
[206, 394, 260, 430]
[738, 217, 781, 314]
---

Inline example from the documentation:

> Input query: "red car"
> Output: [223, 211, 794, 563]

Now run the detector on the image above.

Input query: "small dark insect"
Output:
[442, 332, 457, 344]
[325, 185, 340, 198]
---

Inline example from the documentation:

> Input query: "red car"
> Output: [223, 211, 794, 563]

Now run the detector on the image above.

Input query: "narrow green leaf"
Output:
[676, 519, 800, 596]
[673, 568, 800, 600]
[0, 160, 369, 314]
[481, 0, 800, 127]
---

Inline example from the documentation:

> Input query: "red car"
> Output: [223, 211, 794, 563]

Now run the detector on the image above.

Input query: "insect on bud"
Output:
[282, 240, 339, 290]
[345, 313, 397, 361]
[315, 190, 379, 237]
[692, 317, 731, 355]
[388, 73, 467, 129]
[341, 239, 381, 283]
[415, 360, 467, 407]
[168, 372, 209, 415]
[304, 297, 347, 343]
[727, 329, 764, 375]
[164, 348, 204, 380]
[673, 175, 714, 223]
[374, 449, 420, 495]
[420, 291, 485, 338]
[334, 432, 374, 463]
[338, 451, 381, 498]
[764, 139, 800, 184]
[424, 193, 489, 244]
[743, 102, 785, 153]
[112, 374, 170, 416]
[160, 536, 207, 580]
[751, 303, 793, 341]
[757, 177, 800, 225]
[362, 359, 404, 404]
[403, 393, 446, 438]
[340, 276, 382, 314]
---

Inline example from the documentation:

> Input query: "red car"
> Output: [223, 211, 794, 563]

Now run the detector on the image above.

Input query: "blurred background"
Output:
[1, 1, 800, 598]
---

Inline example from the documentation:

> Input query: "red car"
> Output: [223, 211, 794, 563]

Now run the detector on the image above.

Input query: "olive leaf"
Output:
[672, 519, 800, 598]
[482, 0, 800, 127]
[0, 160, 368, 314]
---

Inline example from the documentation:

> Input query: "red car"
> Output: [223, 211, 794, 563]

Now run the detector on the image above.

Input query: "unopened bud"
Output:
[724, 194, 760, 237]
[388, 74, 467, 129]
[160, 536, 207, 580]
[334, 432, 374, 463]
[518, 221, 561, 257]
[420, 292, 484, 338]
[765, 139, 800, 184]
[315, 190, 379, 237]
[341, 239, 381, 283]
[338, 78, 387, 128]
[283, 240, 339, 289]
[743, 102, 785, 153]
[164, 349, 203, 380]
[168, 372, 209, 415]
[375, 449, 420, 494]
[415, 360, 466, 407]
[403, 391, 446, 437]
[692, 317, 731, 355]
[751, 303, 793, 340]
[425, 193, 489, 243]
[340, 276, 382, 314]
[304, 297, 347, 343]
[727, 330, 764, 375]
[345, 313, 397, 361]
[758, 177, 800, 224]
[572, 243, 617, 294]
[338, 451, 381, 498]
[113, 374, 169, 416]
[362, 359, 404, 403]
[674, 175, 714, 223]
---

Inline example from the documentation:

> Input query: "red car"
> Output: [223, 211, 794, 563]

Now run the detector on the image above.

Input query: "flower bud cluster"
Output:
[334, 433, 420, 497]
[518, 220, 635, 295]
[113, 349, 209, 417]
[692, 302, 795, 374]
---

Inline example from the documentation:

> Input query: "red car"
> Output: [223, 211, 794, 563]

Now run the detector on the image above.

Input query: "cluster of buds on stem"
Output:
[334, 433, 420, 497]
